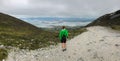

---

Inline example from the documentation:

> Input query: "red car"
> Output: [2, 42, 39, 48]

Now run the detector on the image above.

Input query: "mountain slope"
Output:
[0, 12, 87, 61]
[0, 13, 40, 30]
[0, 13, 59, 50]
[87, 10, 120, 30]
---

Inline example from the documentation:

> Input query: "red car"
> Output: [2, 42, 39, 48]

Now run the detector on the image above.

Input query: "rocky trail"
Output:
[6, 26, 120, 61]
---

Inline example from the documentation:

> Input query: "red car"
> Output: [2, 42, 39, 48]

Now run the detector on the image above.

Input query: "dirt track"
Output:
[6, 26, 120, 61]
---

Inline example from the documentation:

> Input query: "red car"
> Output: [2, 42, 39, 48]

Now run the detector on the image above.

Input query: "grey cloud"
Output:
[0, 0, 120, 17]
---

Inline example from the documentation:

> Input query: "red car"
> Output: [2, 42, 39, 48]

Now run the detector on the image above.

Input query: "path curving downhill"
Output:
[6, 26, 120, 61]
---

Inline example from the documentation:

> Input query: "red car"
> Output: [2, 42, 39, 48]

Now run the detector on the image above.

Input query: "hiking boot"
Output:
[62, 48, 67, 52]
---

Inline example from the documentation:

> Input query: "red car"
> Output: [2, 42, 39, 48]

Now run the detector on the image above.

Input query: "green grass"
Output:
[111, 25, 120, 31]
[0, 30, 59, 50]
[68, 28, 87, 39]
[0, 13, 87, 50]
[0, 48, 8, 61]
[0, 13, 88, 60]
[0, 27, 87, 60]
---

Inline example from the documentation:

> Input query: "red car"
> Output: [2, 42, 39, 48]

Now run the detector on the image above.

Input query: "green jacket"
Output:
[59, 29, 68, 40]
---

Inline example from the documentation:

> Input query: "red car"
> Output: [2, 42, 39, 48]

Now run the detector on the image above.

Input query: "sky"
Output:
[0, 0, 120, 18]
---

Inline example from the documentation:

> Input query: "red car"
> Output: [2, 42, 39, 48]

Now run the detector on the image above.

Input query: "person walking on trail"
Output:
[59, 26, 68, 52]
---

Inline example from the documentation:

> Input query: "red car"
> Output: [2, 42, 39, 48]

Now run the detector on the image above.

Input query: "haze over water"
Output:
[20, 17, 94, 28]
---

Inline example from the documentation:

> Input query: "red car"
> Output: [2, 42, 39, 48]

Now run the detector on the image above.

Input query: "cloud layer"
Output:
[23, 19, 91, 28]
[0, 0, 120, 17]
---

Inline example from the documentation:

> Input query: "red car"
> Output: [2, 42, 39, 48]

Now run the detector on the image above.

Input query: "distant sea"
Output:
[20, 17, 95, 28]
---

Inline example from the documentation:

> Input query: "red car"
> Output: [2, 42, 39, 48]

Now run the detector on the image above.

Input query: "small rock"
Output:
[111, 53, 114, 55]
[73, 53, 76, 55]
[87, 49, 91, 52]
[86, 43, 89, 45]
[116, 35, 120, 37]
[68, 56, 71, 58]
[0, 45, 5, 48]
[93, 52, 98, 59]
[45, 55, 49, 58]
[100, 39, 104, 42]
[2, 59, 5, 61]
[77, 57, 84, 61]
[115, 44, 120, 47]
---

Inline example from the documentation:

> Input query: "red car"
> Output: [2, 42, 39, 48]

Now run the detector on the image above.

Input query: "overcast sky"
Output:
[0, 0, 120, 18]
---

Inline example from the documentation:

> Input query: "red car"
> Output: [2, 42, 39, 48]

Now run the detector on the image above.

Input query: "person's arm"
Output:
[67, 30, 68, 38]
[65, 30, 68, 38]
[59, 31, 62, 40]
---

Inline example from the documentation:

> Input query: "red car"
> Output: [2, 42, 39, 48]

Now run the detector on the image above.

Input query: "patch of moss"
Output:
[111, 25, 120, 31]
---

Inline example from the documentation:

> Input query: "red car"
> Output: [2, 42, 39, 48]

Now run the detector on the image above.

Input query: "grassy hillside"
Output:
[0, 13, 60, 50]
[87, 10, 120, 30]
[0, 12, 87, 60]
[0, 13, 86, 50]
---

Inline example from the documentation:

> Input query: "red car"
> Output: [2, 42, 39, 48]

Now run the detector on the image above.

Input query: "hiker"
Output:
[59, 26, 68, 51]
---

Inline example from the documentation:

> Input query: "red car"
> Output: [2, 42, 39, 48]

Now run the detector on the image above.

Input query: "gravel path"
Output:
[6, 26, 120, 61]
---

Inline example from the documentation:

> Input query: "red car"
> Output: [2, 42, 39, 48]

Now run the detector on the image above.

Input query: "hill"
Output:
[87, 10, 120, 30]
[0, 13, 86, 50]
[0, 12, 86, 60]
[0, 13, 59, 50]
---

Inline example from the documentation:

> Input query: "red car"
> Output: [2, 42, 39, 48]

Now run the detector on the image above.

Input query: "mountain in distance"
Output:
[20, 17, 94, 22]
[87, 10, 120, 30]
[19, 17, 94, 28]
